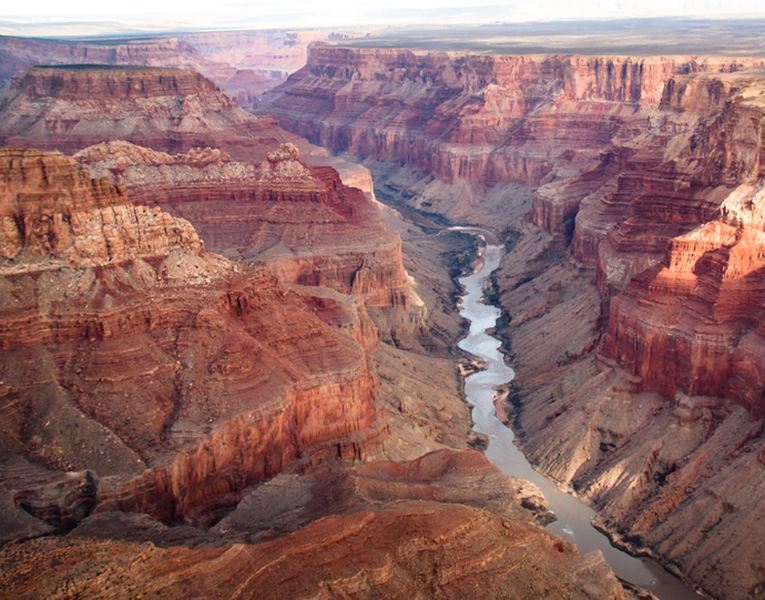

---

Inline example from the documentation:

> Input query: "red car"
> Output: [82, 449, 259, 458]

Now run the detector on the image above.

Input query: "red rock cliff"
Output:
[0, 146, 202, 266]
[15, 66, 224, 100]
[263, 46, 758, 187]
[0, 65, 425, 339]
[0, 66, 280, 156]
[74, 140, 424, 338]
[590, 72, 765, 420]
[0, 148, 380, 526]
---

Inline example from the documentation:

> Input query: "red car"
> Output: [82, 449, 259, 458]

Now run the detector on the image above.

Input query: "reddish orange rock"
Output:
[263, 46, 760, 189]
[0, 147, 202, 266]
[0, 450, 627, 600]
[0, 66, 282, 158]
[263, 48, 765, 600]
[74, 141, 425, 335]
[0, 30, 346, 108]
[0, 148, 380, 527]
[0, 64, 426, 339]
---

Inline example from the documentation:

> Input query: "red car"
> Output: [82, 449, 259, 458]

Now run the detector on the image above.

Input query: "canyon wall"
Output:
[264, 46, 765, 599]
[0, 139, 626, 600]
[264, 46, 757, 191]
[0, 30, 369, 109]
[508, 70, 765, 600]
[75, 140, 416, 311]
[0, 148, 381, 527]
[591, 71, 765, 415]
[0, 65, 425, 338]
[0, 65, 283, 157]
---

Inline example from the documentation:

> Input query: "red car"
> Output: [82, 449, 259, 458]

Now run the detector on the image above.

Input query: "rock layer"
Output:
[0, 66, 283, 157]
[0, 148, 379, 528]
[0, 146, 202, 267]
[0, 65, 426, 340]
[0, 31, 375, 111]
[263, 48, 765, 599]
[264, 46, 759, 191]
[75, 140, 417, 311]
[0, 450, 626, 600]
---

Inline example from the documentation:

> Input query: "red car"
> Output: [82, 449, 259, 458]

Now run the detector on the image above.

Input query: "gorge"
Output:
[261, 44, 765, 599]
[0, 61, 632, 598]
[1, 19, 765, 599]
[457, 233, 699, 599]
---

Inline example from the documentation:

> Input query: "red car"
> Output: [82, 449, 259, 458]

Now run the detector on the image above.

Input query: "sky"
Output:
[2, 0, 764, 35]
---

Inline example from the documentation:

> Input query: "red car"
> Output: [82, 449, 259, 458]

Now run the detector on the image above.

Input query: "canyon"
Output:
[0, 65, 288, 156]
[0, 65, 425, 335]
[0, 30, 370, 109]
[0, 146, 382, 524]
[263, 45, 765, 599]
[0, 63, 631, 597]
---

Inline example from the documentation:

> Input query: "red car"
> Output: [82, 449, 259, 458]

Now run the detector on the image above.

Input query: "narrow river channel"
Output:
[456, 238, 702, 600]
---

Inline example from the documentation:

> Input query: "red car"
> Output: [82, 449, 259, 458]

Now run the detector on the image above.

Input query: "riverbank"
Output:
[454, 238, 701, 600]
[371, 178, 700, 598]
[478, 231, 714, 599]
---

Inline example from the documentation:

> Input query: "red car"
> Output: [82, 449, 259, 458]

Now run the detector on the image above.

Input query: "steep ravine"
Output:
[455, 234, 701, 599]
[262, 47, 765, 599]
[0, 149, 630, 599]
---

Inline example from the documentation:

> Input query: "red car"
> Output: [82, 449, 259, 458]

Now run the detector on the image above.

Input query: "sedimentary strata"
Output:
[265, 46, 765, 598]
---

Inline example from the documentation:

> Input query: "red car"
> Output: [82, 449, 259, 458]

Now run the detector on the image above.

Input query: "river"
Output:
[456, 238, 702, 600]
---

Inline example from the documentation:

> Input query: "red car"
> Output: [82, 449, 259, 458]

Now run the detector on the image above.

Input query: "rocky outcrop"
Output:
[0, 450, 627, 599]
[602, 221, 765, 418]
[0, 146, 202, 267]
[15, 65, 224, 100]
[0, 66, 282, 157]
[593, 72, 765, 418]
[74, 141, 421, 317]
[0, 148, 380, 527]
[0, 64, 426, 339]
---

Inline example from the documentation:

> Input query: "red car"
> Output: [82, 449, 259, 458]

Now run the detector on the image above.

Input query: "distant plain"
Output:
[341, 18, 765, 56]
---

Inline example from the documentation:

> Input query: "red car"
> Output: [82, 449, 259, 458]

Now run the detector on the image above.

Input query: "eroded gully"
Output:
[456, 235, 702, 600]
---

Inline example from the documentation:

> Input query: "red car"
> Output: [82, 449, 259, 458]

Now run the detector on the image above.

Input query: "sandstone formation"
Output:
[264, 47, 765, 598]
[0, 30, 369, 108]
[74, 140, 419, 314]
[0, 66, 284, 157]
[263, 47, 759, 191]
[0, 141, 627, 596]
[0, 147, 380, 528]
[0, 65, 425, 341]
[0, 450, 626, 599]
